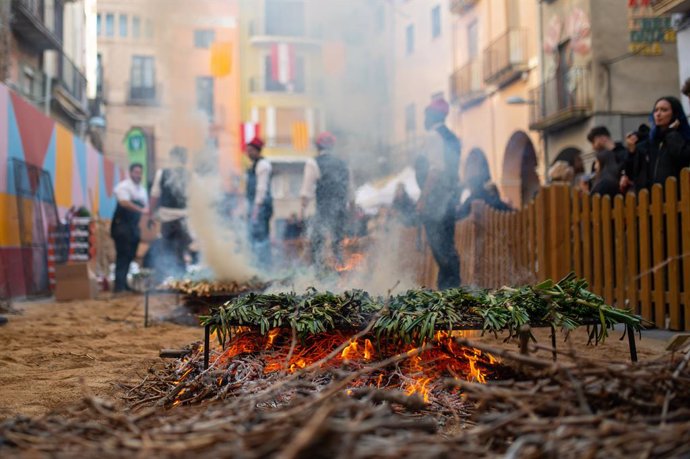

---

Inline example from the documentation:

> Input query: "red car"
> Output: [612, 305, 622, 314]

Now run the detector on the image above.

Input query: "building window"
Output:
[130, 56, 156, 101]
[119, 14, 128, 37]
[406, 24, 414, 55]
[265, 0, 305, 37]
[194, 29, 216, 48]
[132, 16, 141, 39]
[196, 76, 215, 119]
[405, 104, 416, 133]
[467, 20, 478, 59]
[145, 19, 154, 39]
[97, 13, 101, 36]
[431, 5, 441, 39]
[264, 55, 305, 93]
[105, 13, 114, 37]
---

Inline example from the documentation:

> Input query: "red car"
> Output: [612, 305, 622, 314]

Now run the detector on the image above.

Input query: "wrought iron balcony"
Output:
[450, 0, 479, 15]
[450, 58, 485, 107]
[483, 28, 528, 87]
[54, 52, 88, 115]
[249, 76, 306, 94]
[127, 82, 161, 106]
[11, 0, 62, 51]
[529, 67, 592, 132]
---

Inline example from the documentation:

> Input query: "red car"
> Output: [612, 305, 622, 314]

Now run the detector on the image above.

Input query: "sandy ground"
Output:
[0, 294, 670, 420]
[0, 294, 199, 420]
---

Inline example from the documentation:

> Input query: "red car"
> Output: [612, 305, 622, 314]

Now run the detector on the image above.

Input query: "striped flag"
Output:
[271, 43, 295, 85]
[291, 121, 309, 151]
[240, 122, 261, 151]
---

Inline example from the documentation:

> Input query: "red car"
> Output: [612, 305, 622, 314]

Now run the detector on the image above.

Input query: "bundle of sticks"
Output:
[163, 278, 267, 297]
[1, 339, 689, 458]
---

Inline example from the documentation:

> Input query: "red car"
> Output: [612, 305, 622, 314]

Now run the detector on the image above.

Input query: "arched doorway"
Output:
[501, 131, 540, 208]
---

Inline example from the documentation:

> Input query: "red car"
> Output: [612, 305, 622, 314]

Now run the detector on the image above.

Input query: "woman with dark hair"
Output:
[623, 96, 690, 192]
[456, 148, 511, 219]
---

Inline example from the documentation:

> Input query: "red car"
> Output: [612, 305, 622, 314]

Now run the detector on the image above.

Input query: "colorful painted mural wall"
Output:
[0, 83, 121, 297]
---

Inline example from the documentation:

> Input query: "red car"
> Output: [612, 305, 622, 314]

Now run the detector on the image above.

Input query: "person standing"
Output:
[149, 146, 191, 278]
[414, 98, 461, 290]
[246, 137, 273, 270]
[623, 96, 690, 192]
[111, 163, 148, 293]
[300, 132, 350, 270]
[586, 126, 626, 197]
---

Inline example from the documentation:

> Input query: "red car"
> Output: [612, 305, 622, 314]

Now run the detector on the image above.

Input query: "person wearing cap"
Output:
[300, 131, 350, 269]
[415, 98, 461, 290]
[246, 137, 273, 269]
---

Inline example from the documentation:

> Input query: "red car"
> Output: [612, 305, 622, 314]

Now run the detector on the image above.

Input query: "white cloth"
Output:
[114, 178, 148, 208]
[254, 158, 272, 207]
[299, 157, 320, 200]
[150, 169, 187, 222]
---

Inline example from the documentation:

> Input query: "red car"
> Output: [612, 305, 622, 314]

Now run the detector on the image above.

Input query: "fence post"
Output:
[582, 194, 593, 284]
[613, 195, 626, 309]
[651, 185, 666, 328]
[548, 184, 572, 281]
[602, 196, 614, 305]
[572, 189, 583, 278]
[638, 190, 653, 323]
[665, 178, 681, 330]
[625, 192, 639, 315]
[680, 169, 690, 331]
[592, 194, 603, 296]
[535, 188, 551, 281]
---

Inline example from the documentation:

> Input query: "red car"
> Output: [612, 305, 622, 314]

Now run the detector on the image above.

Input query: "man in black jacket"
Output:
[415, 98, 461, 290]
[300, 132, 350, 270]
[149, 146, 191, 278]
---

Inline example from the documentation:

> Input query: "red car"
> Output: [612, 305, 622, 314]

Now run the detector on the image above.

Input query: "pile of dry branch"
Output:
[163, 278, 267, 297]
[2, 337, 689, 458]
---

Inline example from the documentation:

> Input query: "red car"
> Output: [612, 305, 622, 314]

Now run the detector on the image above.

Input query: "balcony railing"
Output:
[450, 0, 479, 15]
[529, 67, 592, 132]
[56, 52, 87, 112]
[11, 0, 62, 51]
[483, 28, 528, 87]
[249, 76, 306, 94]
[127, 82, 161, 106]
[450, 58, 485, 106]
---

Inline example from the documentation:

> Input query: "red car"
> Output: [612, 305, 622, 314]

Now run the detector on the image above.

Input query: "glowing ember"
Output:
[170, 327, 501, 408]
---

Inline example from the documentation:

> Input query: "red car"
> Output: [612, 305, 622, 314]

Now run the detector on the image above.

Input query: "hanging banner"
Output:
[270, 43, 295, 85]
[210, 41, 232, 77]
[124, 127, 149, 186]
[628, 1, 676, 56]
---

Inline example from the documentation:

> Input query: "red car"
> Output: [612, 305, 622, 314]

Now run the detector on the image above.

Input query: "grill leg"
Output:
[550, 325, 557, 361]
[204, 324, 211, 370]
[627, 324, 638, 363]
[144, 289, 149, 328]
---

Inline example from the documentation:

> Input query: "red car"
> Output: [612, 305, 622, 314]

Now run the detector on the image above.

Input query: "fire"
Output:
[335, 253, 365, 273]
[173, 328, 500, 407]
[266, 328, 280, 348]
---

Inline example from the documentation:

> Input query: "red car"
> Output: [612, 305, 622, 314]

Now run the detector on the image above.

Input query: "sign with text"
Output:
[628, 2, 676, 56]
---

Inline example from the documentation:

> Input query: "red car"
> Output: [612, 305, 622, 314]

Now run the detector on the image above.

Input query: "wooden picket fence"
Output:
[405, 168, 690, 331]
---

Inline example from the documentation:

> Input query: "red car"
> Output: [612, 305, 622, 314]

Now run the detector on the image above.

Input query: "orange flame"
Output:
[266, 328, 280, 349]
[335, 253, 365, 273]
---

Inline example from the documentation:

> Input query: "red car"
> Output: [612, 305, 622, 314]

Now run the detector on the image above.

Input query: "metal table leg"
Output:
[204, 324, 211, 370]
[144, 289, 149, 328]
[627, 324, 638, 363]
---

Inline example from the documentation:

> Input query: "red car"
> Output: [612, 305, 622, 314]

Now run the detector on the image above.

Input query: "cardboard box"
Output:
[54, 263, 99, 301]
